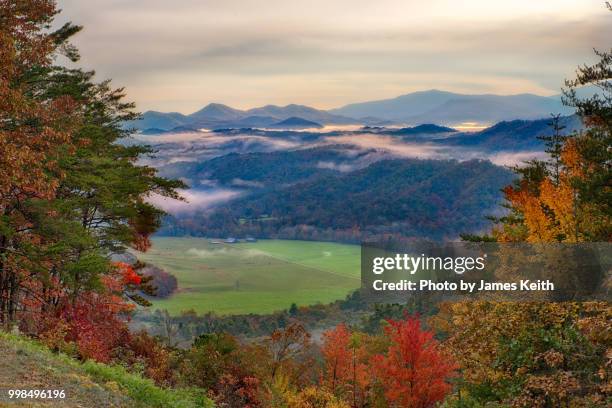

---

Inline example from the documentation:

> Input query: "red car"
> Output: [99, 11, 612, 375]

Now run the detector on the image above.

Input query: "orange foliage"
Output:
[116, 262, 142, 286]
[560, 138, 584, 178]
[498, 142, 586, 242]
[321, 324, 369, 406]
[539, 176, 578, 241]
[372, 316, 457, 408]
[503, 183, 558, 242]
[320, 317, 457, 408]
[0, 0, 80, 201]
[0, 0, 82, 324]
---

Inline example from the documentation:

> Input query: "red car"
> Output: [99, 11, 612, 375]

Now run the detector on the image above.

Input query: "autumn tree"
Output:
[178, 332, 261, 407]
[372, 316, 457, 408]
[321, 324, 370, 407]
[433, 301, 611, 407]
[0, 0, 183, 361]
[451, 14, 612, 401]
[262, 323, 312, 381]
[0, 0, 82, 323]
[493, 7, 611, 243]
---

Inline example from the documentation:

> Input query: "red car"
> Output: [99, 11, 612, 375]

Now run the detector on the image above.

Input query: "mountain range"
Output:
[127, 103, 356, 132]
[330, 89, 573, 124]
[128, 90, 575, 132]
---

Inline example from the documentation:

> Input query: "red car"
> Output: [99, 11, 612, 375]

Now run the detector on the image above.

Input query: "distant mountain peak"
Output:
[271, 117, 323, 128]
[193, 102, 241, 114]
[187, 103, 244, 123]
[206, 102, 230, 108]
[330, 89, 573, 124]
[387, 123, 457, 136]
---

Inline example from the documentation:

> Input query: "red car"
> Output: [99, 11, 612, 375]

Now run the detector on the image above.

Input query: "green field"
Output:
[135, 237, 361, 315]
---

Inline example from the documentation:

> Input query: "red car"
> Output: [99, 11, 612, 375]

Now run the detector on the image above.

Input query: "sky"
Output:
[55, 0, 611, 113]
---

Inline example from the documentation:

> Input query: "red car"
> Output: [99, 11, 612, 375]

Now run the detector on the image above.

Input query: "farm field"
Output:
[134, 237, 361, 315]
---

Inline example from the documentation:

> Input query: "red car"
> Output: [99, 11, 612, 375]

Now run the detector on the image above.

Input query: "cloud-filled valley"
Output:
[122, 106, 586, 243]
[131, 112, 580, 228]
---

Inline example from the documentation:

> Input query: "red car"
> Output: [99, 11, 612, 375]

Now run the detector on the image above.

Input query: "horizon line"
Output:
[141, 88, 563, 115]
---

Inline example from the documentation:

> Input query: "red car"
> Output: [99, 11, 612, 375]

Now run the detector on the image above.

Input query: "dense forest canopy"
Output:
[161, 156, 514, 241]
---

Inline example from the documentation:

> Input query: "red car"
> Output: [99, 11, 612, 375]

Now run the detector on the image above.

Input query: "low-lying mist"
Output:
[147, 188, 241, 214]
[136, 128, 544, 214]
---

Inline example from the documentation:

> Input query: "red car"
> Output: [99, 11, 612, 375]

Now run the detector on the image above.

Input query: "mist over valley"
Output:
[127, 93, 582, 242]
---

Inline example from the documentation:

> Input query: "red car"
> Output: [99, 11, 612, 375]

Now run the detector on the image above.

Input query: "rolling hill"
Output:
[161, 157, 514, 241]
[386, 123, 458, 137]
[137, 113, 584, 241]
[271, 117, 323, 128]
[439, 115, 583, 151]
[155, 145, 373, 189]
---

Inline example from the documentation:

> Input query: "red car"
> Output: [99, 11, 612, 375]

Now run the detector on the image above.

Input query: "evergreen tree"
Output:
[469, 5, 611, 243]
[537, 114, 567, 185]
[0, 0, 184, 325]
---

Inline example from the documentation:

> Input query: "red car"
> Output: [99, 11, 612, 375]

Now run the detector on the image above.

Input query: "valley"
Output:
[126, 108, 582, 316]
[135, 237, 360, 315]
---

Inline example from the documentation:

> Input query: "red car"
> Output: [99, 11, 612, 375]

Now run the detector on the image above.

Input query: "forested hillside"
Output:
[441, 114, 583, 151]
[162, 158, 514, 241]
[158, 145, 369, 189]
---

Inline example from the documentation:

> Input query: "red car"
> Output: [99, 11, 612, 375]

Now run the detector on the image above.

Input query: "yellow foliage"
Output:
[431, 301, 611, 406]
[432, 301, 609, 381]
[497, 135, 611, 242]
[539, 176, 578, 242]
[283, 387, 350, 408]
[560, 138, 583, 179]
[499, 172, 582, 242]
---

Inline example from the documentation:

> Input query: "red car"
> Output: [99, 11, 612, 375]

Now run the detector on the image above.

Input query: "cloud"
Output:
[324, 134, 453, 159]
[147, 189, 240, 214]
[230, 179, 265, 188]
[55, 0, 611, 112]
[132, 132, 206, 144]
[167, 156, 199, 164]
[486, 151, 548, 167]
[135, 131, 300, 150]
[133, 131, 302, 167]
[322, 133, 550, 166]
[316, 161, 357, 172]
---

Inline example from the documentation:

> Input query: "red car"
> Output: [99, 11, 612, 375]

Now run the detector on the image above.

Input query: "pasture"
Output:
[135, 238, 361, 315]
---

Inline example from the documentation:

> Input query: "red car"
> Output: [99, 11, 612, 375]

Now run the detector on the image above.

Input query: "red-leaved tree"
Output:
[372, 316, 457, 408]
[33, 262, 141, 362]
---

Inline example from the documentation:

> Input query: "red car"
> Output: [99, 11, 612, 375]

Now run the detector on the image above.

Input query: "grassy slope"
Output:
[135, 238, 360, 315]
[0, 332, 213, 408]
